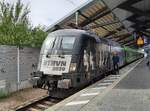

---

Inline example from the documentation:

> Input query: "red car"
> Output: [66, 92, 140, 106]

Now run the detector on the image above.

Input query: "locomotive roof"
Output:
[49, 29, 102, 41]
[49, 29, 120, 45]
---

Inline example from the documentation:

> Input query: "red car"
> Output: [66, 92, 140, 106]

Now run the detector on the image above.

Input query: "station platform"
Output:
[46, 58, 150, 111]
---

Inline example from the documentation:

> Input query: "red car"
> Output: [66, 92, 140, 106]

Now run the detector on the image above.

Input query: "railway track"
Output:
[13, 95, 62, 111]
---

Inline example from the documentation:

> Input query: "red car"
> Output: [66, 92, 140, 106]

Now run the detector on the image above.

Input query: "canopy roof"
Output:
[47, 0, 150, 47]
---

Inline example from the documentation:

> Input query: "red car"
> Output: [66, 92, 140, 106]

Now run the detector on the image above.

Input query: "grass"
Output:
[0, 89, 9, 99]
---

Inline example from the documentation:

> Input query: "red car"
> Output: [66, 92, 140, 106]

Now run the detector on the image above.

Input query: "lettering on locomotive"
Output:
[43, 60, 67, 71]
[43, 60, 67, 66]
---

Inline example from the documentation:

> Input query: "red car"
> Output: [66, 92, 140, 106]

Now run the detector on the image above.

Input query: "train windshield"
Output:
[40, 36, 55, 54]
[60, 37, 75, 50]
[42, 36, 76, 56]
[47, 37, 56, 49]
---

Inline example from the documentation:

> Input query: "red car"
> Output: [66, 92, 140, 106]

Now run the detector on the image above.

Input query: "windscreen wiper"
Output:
[58, 38, 65, 58]
[52, 38, 56, 49]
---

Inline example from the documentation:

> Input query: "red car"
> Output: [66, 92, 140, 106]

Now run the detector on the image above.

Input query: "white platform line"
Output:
[80, 92, 99, 97]
[103, 79, 114, 82]
[109, 76, 120, 79]
[110, 75, 121, 77]
[98, 83, 112, 86]
[92, 86, 106, 90]
[65, 100, 89, 106]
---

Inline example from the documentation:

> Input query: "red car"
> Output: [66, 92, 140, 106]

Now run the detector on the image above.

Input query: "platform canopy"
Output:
[46, 0, 150, 47]
[115, 0, 150, 46]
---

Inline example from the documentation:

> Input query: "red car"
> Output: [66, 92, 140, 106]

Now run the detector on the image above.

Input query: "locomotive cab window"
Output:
[60, 37, 75, 50]
[44, 36, 76, 56]
[41, 36, 56, 54]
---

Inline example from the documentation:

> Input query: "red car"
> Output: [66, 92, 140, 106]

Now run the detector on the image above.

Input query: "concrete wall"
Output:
[0, 45, 40, 95]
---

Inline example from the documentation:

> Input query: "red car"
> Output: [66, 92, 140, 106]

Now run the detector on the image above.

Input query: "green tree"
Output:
[29, 27, 48, 48]
[0, 0, 47, 47]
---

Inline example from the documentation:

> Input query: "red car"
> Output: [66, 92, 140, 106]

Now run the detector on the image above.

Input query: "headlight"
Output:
[69, 63, 76, 72]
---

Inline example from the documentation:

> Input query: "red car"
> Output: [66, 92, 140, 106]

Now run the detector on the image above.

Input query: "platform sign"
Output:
[136, 36, 144, 46]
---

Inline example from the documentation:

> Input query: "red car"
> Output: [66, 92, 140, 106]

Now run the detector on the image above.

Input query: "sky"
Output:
[6, 0, 89, 28]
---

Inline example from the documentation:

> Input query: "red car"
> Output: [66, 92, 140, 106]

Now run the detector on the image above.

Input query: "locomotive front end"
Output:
[33, 30, 83, 92]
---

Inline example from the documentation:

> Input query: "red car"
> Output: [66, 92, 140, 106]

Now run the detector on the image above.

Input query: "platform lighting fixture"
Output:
[75, 11, 79, 27]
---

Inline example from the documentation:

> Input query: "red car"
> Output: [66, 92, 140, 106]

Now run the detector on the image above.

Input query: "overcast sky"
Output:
[7, 0, 89, 27]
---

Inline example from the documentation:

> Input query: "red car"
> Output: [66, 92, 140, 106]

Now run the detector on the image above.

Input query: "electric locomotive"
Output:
[31, 29, 143, 97]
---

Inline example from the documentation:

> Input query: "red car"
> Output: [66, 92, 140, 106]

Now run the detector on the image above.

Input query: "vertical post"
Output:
[17, 47, 20, 90]
[75, 11, 79, 27]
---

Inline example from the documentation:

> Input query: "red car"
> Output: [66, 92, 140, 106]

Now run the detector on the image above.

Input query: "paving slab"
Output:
[80, 59, 150, 111]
